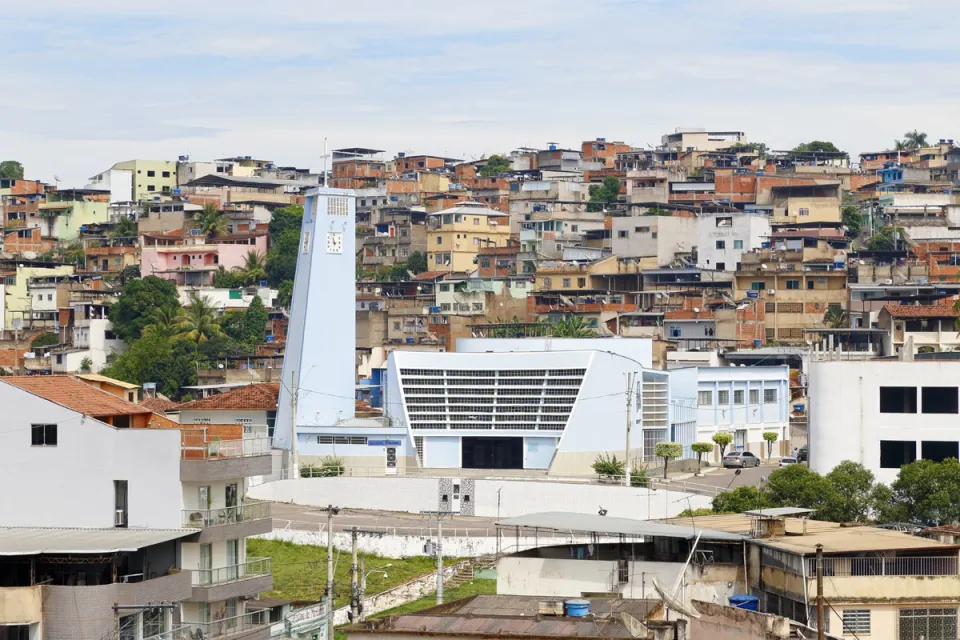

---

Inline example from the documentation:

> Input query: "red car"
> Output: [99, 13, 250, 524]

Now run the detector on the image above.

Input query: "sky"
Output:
[2, 0, 959, 186]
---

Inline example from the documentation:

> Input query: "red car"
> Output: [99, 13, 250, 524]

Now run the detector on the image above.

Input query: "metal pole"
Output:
[326, 506, 337, 640]
[816, 544, 825, 640]
[351, 528, 359, 622]
[625, 371, 635, 487]
[436, 515, 444, 605]
[290, 369, 299, 478]
[360, 554, 366, 622]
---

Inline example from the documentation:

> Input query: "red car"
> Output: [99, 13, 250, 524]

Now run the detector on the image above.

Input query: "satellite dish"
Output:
[651, 577, 700, 619]
[621, 613, 649, 638]
[760, 264, 768, 270]
[693, 307, 700, 313]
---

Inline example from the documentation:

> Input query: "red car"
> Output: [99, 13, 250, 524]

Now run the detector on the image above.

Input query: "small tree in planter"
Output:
[691, 442, 713, 473]
[655, 442, 684, 480]
[712, 432, 733, 458]
[592, 453, 625, 481]
[763, 431, 780, 459]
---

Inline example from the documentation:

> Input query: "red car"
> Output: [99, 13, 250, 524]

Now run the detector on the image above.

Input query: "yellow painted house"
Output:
[112, 160, 178, 201]
[426, 202, 510, 273]
[34, 200, 110, 242]
[2, 264, 74, 332]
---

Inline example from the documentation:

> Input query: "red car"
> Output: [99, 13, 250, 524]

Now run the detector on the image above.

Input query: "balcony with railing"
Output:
[181, 610, 270, 640]
[806, 555, 960, 602]
[189, 557, 272, 603]
[182, 500, 272, 543]
[180, 429, 273, 482]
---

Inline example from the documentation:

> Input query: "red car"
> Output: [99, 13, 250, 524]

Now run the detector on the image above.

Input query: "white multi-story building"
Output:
[0, 376, 274, 640]
[698, 212, 771, 271]
[809, 360, 960, 483]
[690, 366, 791, 460]
[610, 216, 698, 267]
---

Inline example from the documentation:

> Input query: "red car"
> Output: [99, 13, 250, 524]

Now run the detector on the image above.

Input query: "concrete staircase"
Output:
[444, 555, 497, 590]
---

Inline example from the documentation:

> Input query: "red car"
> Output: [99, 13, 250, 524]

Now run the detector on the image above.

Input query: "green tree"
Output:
[108, 276, 180, 342]
[841, 205, 862, 239]
[713, 486, 770, 514]
[79, 357, 93, 374]
[234, 250, 267, 286]
[867, 226, 900, 251]
[242, 296, 269, 347]
[822, 305, 849, 329]
[268, 204, 304, 237]
[903, 129, 929, 149]
[276, 280, 294, 308]
[793, 141, 842, 154]
[823, 461, 877, 523]
[31, 332, 59, 353]
[267, 228, 301, 284]
[386, 262, 410, 281]
[587, 176, 622, 212]
[765, 464, 838, 513]
[550, 316, 594, 337]
[197, 333, 251, 360]
[105, 332, 198, 398]
[110, 216, 138, 239]
[0, 160, 25, 180]
[655, 442, 683, 479]
[888, 458, 960, 526]
[746, 142, 769, 160]
[644, 207, 672, 216]
[894, 139, 910, 151]
[691, 442, 713, 472]
[592, 453, 625, 479]
[219, 309, 247, 343]
[213, 266, 243, 289]
[192, 203, 227, 240]
[177, 293, 225, 344]
[478, 155, 511, 177]
[141, 305, 183, 342]
[407, 251, 428, 275]
[712, 432, 733, 457]
[762, 431, 779, 459]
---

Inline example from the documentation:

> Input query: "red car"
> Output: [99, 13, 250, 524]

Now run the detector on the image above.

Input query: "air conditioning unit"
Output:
[115, 509, 126, 527]
[767, 289, 776, 295]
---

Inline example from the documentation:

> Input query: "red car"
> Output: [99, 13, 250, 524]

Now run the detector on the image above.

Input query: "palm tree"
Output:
[177, 293, 225, 343]
[110, 216, 138, 240]
[193, 203, 227, 240]
[142, 305, 182, 341]
[550, 316, 594, 338]
[893, 139, 910, 151]
[233, 250, 267, 286]
[903, 130, 929, 149]
[822, 306, 849, 329]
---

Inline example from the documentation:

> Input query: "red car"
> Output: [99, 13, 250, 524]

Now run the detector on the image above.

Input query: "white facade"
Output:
[691, 366, 790, 459]
[177, 286, 276, 311]
[85, 168, 133, 203]
[0, 381, 183, 529]
[610, 216, 698, 266]
[178, 408, 271, 440]
[698, 212, 771, 271]
[275, 188, 357, 449]
[809, 360, 960, 483]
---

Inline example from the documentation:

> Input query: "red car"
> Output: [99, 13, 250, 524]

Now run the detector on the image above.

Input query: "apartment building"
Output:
[50, 302, 125, 373]
[508, 179, 587, 223]
[330, 147, 386, 190]
[1, 263, 75, 334]
[175, 383, 279, 442]
[0, 376, 274, 640]
[360, 207, 427, 268]
[735, 232, 848, 343]
[698, 212, 771, 271]
[610, 215, 697, 267]
[518, 211, 606, 273]
[426, 202, 511, 273]
[877, 305, 960, 355]
[141, 237, 268, 287]
[661, 128, 747, 152]
[769, 180, 843, 227]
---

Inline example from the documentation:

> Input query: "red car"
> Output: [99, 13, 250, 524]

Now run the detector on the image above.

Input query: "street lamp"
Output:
[359, 564, 392, 621]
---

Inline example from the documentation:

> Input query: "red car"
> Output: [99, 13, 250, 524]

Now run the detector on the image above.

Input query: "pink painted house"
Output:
[140, 234, 268, 286]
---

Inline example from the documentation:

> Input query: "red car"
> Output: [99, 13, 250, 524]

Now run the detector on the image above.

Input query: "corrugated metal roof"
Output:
[743, 507, 815, 517]
[496, 512, 744, 541]
[0, 527, 197, 556]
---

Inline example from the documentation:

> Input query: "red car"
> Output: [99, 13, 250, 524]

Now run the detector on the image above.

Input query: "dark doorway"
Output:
[462, 437, 523, 469]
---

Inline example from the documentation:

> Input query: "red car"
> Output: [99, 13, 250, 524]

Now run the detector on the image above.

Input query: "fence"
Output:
[196, 557, 271, 586]
[182, 500, 271, 527]
[181, 428, 271, 460]
[181, 610, 269, 639]
[808, 555, 959, 577]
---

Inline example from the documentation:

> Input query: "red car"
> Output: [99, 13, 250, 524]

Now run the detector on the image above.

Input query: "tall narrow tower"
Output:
[274, 188, 356, 452]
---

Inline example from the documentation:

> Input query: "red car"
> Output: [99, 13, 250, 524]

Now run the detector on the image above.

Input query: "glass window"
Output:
[31, 424, 57, 446]
[716, 240, 726, 249]
[880, 387, 917, 413]
[698, 390, 713, 406]
[786, 280, 800, 290]
[734, 239, 744, 249]
[749, 389, 760, 405]
[618, 230, 629, 238]
[734, 390, 744, 405]
[718, 390, 730, 405]
[764, 388, 777, 403]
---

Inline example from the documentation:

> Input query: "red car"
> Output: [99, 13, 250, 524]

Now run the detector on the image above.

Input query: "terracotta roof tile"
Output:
[3, 376, 153, 416]
[883, 304, 960, 318]
[140, 397, 179, 413]
[177, 383, 280, 411]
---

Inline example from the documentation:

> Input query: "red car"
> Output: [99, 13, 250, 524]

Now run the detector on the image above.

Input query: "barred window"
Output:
[843, 609, 870, 635]
[698, 390, 713, 406]
[764, 388, 778, 403]
[718, 390, 730, 405]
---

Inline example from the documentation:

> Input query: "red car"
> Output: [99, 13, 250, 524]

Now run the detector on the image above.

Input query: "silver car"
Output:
[722, 451, 760, 468]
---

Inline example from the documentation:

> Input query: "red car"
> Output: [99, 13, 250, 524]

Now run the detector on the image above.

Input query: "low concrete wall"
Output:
[256, 528, 605, 559]
[250, 477, 710, 520]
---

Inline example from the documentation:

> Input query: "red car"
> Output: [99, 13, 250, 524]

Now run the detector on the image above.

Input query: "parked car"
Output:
[797, 445, 808, 462]
[722, 451, 760, 468]
[779, 456, 799, 468]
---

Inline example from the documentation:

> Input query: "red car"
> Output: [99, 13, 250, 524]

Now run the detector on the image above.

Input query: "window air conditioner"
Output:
[767, 289, 776, 296]
[115, 509, 126, 527]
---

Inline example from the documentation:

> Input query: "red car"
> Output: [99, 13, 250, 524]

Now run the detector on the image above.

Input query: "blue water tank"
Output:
[754, 340, 762, 348]
[564, 599, 590, 617]
[729, 595, 759, 611]
[549, 145, 557, 151]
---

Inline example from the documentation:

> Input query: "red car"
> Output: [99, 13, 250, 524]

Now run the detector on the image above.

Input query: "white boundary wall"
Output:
[250, 476, 711, 520]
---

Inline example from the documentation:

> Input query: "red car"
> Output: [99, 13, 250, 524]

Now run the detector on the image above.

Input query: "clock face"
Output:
[326, 231, 343, 255]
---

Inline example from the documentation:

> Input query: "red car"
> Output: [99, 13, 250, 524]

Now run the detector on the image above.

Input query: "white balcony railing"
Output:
[182, 500, 270, 528]
[809, 555, 958, 577]
[196, 557, 271, 587]
[181, 610, 268, 639]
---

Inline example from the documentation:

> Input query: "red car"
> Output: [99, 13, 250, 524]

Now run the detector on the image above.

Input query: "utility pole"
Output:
[351, 528, 359, 623]
[421, 510, 459, 605]
[816, 543, 825, 640]
[624, 371, 636, 487]
[290, 369, 299, 478]
[318, 505, 340, 640]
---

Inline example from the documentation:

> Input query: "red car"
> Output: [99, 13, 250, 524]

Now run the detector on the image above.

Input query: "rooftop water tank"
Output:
[564, 599, 590, 617]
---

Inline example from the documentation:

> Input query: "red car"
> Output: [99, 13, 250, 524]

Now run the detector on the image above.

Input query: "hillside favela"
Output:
[4, 3, 960, 640]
